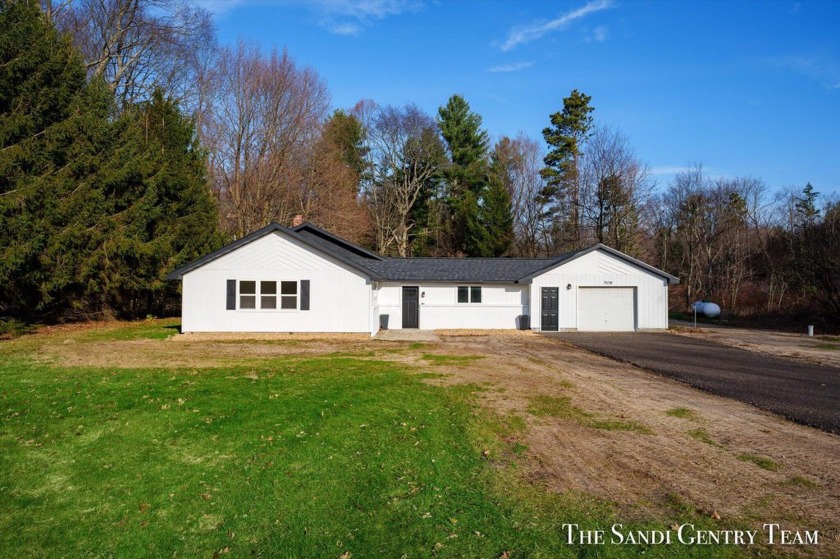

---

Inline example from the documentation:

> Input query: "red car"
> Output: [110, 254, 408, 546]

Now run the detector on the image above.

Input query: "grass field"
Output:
[0, 320, 787, 557]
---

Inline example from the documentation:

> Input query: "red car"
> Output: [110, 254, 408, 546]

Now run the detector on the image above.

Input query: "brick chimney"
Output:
[292, 214, 304, 227]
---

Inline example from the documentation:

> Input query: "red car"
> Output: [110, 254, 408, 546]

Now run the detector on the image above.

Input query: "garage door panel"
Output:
[577, 287, 635, 331]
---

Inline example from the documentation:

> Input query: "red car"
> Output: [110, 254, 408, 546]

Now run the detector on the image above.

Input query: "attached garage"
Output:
[526, 245, 679, 332]
[576, 287, 636, 331]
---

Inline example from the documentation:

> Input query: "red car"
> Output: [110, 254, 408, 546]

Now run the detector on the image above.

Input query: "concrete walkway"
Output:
[374, 329, 440, 342]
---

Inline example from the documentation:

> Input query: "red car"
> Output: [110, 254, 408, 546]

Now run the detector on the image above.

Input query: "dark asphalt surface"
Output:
[549, 332, 840, 434]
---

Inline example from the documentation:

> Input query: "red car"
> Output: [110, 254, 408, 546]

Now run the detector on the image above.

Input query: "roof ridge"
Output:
[293, 222, 385, 261]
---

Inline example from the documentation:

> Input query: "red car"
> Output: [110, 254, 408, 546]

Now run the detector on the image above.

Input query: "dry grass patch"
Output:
[528, 395, 653, 434]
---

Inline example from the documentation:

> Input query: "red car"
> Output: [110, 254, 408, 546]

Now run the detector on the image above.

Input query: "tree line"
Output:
[1, 0, 836, 329]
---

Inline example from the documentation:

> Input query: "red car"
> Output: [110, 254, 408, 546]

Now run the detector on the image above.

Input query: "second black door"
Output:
[402, 286, 419, 328]
[541, 287, 559, 331]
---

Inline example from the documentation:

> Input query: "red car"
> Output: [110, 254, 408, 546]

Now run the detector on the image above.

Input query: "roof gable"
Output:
[520, 244, 679, 284]
[165, 223, 384, 280]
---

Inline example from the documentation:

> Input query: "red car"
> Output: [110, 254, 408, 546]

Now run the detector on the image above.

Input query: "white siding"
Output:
[530, 249, 669, 331]
[181, 231, 372, 333]
[375, 282, 528, 330]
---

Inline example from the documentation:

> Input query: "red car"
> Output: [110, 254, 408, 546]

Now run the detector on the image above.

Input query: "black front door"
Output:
[541, 287, 559, 331]
[402, 286, 419, 329]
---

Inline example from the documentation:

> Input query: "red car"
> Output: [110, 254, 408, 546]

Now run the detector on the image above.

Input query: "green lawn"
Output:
[0, 321, 741, 557]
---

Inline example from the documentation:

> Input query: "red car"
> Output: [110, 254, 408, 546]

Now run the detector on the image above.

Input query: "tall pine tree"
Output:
[541, 89, 594, 251]
[437, 94, 490, 256]
[0, 0, 93, 317]
[0, 2, 222, 320]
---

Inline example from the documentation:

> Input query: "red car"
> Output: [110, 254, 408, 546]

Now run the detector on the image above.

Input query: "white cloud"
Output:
[501, 0, 613, 51]
[321, 21, 362, 36]
[313, 0, 423, 20]
[771, 55, 840, 91]
[192, 0, 251, 15]
[591, 25, 608, 43]
[487, 61, 535, 73]
[314, 0, 424, 35]
[194, 0, 423, 35]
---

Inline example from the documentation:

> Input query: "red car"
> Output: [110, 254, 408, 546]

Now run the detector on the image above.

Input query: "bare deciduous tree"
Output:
[47, 0, 214, 107]
[203, 41, 329, 237]
[579, 126, 654, 255]
[298, 122, 371, 245]
[360, 104, 444, 256]
[490, 134, 548, 257]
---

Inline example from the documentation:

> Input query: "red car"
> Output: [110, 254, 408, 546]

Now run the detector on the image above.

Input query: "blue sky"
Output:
[200, 0, 840, 196]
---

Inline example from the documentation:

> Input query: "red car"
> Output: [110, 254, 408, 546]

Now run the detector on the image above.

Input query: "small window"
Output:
[457, 285, 482, 303]
[457, 286, 469, 303]
[239, 281, 256, 309]
[281, 281, 297, 309]
[260, 281, 277, 309]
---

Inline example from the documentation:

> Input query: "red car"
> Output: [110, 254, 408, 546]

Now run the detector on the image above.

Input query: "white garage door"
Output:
[577, 287, 636, 331]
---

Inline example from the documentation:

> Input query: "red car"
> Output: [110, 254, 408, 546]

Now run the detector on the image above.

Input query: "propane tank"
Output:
[691, 301, 721, 318]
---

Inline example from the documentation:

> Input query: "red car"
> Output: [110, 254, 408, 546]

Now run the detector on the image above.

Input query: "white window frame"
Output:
[237, 280, 298, 311]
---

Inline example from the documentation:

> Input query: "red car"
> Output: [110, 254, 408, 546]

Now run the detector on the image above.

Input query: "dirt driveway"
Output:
[551, 332, 840, 434]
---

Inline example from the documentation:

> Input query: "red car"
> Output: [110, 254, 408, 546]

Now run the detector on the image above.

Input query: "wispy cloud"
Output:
[501, 0, 613, 51]
[192, 0, 251, 15]
[768, 54, 840, 91]
[321, 21, 362, 36]
[591, 25, 608, 43]
[195, 0, 424, 34]
[487, 61, 535, 73]
[313, 0, 422, 20]
[313, 0, 424, 35]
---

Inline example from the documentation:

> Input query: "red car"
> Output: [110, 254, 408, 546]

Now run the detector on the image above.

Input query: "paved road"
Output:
[550, 332, 840, 434]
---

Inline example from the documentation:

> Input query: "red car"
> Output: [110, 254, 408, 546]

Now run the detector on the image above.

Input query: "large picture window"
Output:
[237, 280, 298, 310]
[457, 285, 482, 303]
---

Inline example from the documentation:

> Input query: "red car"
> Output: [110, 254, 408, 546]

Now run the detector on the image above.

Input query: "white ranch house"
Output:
[167, 222, 679, 335]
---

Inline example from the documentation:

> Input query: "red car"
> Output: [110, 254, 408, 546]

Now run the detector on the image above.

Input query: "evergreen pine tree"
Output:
[0, 0, 92, 316]
[479, 171, 514, 257]
[0, 3, 223, 320]
[80, 90, 224, 316]
[541, 89, 594, 251]
[437, 94, 490, 255]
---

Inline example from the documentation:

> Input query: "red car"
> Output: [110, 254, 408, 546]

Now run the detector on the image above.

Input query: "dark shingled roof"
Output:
[364, 257, 562, 283]
[167, 221, 679, 284]
[293, 223, 385, 261]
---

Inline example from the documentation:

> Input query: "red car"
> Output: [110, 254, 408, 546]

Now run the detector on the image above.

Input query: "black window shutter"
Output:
[226, 280, 236, 310]
[300, 280, 310, 311]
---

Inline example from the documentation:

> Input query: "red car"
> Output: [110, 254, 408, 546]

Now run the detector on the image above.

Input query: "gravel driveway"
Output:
[550, 332, 840, 434]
